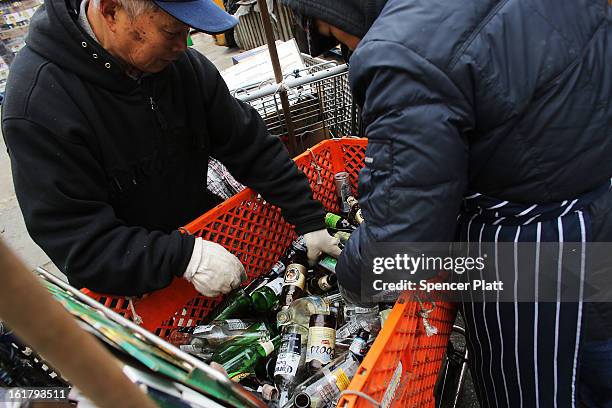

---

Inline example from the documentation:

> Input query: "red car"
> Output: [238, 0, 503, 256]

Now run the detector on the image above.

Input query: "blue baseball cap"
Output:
[152, 0, 239, 34]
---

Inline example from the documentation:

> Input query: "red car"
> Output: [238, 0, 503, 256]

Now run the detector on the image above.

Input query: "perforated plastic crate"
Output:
[82, 138, 457, 407]
[338, 293, 457, 408]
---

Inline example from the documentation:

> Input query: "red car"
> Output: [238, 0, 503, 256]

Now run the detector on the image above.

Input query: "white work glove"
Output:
[303, 229, 342, 265]
[183, 238, 246, 297]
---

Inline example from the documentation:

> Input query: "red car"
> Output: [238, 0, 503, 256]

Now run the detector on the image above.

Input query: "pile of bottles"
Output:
[168, 182, 391, 407]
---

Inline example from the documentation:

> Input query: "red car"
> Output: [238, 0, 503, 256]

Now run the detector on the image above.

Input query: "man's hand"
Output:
[183, 238, 247, 297]
[303, 229, 342, 265]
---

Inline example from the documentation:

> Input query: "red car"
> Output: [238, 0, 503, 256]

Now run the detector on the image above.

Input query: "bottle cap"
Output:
[261, 339, 275, 356]
[277, 310, 290, 324]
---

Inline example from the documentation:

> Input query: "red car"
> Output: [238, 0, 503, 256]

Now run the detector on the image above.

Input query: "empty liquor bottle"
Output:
[203, 288, 253, 323]
[346, 196, 364, 226]
[274, 326, 307, 407]
[343, 304, 379, 321]
[334, 172, 352, 214]
[324, 213, 355, 232]
[244, 260, 286, 295]
[348, 329, 370, 361]
[305, 313, 337, 374]
[279, 249, 308, 310]
[336, 314, 377, 341]
[180, 320, 269, 355]
[308, 273, 337, 295]
[290, 352, 360, 408]
[212, 335, 280, 382]
[250, 275, 283, 313]
[277, 296, 330, 327]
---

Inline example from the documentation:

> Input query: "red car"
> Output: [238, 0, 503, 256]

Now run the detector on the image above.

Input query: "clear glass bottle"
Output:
[180, 320, 269, 356]
[274, 325, 307, 407]
[277, 296, 330, 327]
[287, 352, 361, 408]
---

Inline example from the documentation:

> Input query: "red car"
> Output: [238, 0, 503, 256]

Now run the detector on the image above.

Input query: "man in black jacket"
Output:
[282, 0, 612, 406]
[1, 0, 340, 298]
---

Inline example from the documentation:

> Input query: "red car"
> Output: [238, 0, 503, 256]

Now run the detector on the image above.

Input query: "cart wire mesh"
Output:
[232, 55, 362, 152]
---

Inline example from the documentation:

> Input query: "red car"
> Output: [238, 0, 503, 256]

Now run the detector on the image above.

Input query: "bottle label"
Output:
[337, 320, 360, 339]
[333, 367, 351, 391]
[274, 333, 302, 377]
[260, 339, 275, 356]
[355, 306, 376, 314]
[283, 264, 306, 289]
[324, 213, 342, 229]
[270, 261, 286, 277]
[231, 372, 251, 382]
[306, 327, 336, 364]
[317, 275, 333, 291]
[316, 382, 338, 405]
[266, 276, 284, 296]
[314, 367, 352, 404]
[318, 257, 337, 274]
[349, 338, 367, 357]
[354, 209, 364, 224]
[192, 325, 214, 335]
[225, 319, 250, 331]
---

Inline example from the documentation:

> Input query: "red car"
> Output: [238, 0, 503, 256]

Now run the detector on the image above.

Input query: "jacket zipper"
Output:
[149, 96, 168, 130]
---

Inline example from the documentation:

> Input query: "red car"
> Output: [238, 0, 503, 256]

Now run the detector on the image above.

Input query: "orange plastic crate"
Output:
[338, 292, 457, 408]
[82, 138, 457, 407]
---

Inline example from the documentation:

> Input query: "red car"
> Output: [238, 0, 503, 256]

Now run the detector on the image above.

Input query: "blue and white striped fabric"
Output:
[456, 180, 612, 407]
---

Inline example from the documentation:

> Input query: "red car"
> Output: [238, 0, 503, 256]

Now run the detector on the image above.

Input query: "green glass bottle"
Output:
[204, 288, 254, 323]
[324, 213, 355, 231]
[213, 335, 281, 382]
[317, 255, 337, 274]
[250, 275, 283, 313]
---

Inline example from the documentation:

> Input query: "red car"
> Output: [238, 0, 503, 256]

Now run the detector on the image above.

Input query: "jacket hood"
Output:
[281, 0, 388, 38]
[26, 0, 139, 92]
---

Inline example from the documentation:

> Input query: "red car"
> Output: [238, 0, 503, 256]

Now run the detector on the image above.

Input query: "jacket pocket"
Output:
[358, 140, 392, 239]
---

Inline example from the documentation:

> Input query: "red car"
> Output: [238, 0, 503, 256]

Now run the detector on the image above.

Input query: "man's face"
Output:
[109, 5, 190, 73]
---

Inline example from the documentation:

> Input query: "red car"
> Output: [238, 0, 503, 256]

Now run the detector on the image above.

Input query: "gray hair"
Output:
[91, 0, 159, 19]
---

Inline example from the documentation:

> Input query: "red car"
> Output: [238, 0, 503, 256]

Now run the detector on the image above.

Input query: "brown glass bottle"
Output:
[307, 273, 338, 295]
[305, 313, 337, 374]
[347, 196, 364, 226]
[279, 249, 308, 309]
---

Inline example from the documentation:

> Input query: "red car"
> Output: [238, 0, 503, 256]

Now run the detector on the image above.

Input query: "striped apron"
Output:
[456, 181, 611, 408]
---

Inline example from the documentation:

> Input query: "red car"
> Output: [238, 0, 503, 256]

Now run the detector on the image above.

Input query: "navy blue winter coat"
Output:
[337, 0, 612, 302]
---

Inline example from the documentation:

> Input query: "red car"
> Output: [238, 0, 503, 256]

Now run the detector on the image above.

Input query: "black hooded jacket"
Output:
[1, 0, 325, 295]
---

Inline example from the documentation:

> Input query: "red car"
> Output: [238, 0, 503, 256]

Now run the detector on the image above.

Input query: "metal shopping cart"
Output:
[233, 55, 362, 154]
